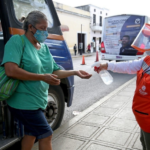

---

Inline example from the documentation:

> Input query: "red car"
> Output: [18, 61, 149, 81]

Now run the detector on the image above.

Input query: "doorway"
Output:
[78, 33, 85, 54]
[99, 37, 101, 50]
[93, 37, 96, 52]
[99, 37, 101, 44]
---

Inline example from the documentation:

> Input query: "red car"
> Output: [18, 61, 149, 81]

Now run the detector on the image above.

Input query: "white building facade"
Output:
[76, 5, 109, 52]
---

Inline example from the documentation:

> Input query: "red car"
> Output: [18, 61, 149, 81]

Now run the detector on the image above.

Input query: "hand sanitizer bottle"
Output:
[91, 62, 113, 85]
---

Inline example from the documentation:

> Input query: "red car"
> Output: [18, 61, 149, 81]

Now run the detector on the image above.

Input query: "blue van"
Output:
[0, 0, 74, 149]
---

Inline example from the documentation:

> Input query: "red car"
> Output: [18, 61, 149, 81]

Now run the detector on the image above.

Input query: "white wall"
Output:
[57, 10, 90, 54]
[89, 5, 109, 51]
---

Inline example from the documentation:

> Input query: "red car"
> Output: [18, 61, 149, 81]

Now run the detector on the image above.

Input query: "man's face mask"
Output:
[32, 25, 48, 43]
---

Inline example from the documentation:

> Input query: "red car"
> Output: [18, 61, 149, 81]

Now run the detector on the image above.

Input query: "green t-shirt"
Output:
[2, 35, 60, 110]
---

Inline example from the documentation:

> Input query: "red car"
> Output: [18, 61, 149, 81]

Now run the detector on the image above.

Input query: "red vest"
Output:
[133, 56, 150, 133]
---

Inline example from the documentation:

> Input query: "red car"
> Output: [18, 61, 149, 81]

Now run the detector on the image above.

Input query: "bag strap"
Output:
[19, 35, 25, 67]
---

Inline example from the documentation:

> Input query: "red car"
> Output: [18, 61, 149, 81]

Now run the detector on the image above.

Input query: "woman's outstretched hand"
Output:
[75, 70, 92, 79]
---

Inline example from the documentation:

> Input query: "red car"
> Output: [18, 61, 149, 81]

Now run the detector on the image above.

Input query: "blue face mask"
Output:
[32, 25, 48, 43]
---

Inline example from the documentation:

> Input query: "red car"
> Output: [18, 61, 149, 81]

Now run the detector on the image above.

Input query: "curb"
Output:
[53, 77, 136, 139]
[71, 53, 96, 58]
[72, 54, 92, 58]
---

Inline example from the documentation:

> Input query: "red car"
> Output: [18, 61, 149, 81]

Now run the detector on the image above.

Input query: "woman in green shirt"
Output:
[2, 11, 92, 150]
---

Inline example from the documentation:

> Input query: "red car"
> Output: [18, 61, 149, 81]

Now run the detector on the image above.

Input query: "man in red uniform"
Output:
[94, 54, 150, 150]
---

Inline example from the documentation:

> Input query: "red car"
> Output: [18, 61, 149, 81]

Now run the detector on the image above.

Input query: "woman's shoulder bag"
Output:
[0, 35, 25, 101]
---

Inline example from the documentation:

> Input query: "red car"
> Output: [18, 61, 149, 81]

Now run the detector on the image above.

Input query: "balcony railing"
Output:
[93, 23, 102, 26]
[90, 23, 102, 31]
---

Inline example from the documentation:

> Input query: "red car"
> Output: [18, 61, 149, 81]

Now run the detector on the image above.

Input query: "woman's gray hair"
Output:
[23, 11, 47, 32]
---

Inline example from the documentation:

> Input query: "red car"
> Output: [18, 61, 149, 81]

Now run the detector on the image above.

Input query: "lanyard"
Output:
[142, 66, 150, 78]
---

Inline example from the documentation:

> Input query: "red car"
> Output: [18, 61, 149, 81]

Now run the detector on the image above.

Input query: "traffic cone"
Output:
[95, 51, 99, 62]
[81, 55, 86, 65]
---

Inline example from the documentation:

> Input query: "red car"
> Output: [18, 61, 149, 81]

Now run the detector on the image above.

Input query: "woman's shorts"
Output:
[8, 105, 53, 140]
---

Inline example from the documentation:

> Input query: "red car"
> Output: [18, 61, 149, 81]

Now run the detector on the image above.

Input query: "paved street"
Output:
[62, 54, 135, 125]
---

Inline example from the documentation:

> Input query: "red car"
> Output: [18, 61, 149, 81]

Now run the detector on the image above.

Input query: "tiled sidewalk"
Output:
[32, 77, 142, 150]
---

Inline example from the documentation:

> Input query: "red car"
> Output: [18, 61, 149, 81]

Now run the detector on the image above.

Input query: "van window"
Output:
[0, 19, 4, 63]
[0, 20, 3, 37]
[12, 0, 53, 28]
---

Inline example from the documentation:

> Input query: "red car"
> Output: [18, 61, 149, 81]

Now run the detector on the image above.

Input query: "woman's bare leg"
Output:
[21, 135, 36, 150]
[39, 135, 52, 150]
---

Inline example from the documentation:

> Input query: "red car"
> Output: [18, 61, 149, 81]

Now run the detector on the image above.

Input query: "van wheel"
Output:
[45, 85, 65, 130]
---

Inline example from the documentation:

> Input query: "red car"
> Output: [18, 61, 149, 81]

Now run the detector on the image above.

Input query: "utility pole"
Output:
[80, 24, 83, 55]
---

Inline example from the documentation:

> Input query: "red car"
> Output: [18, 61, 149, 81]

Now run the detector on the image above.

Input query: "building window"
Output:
[100, 11, 102, 14]
[0, 20, 3, 36]
[93, 14, 96, 24]
[100, 16, 102, 26]
[94, 9, 96, 12]
[106, 13, 107, 16]
[94, 31, 96, 34]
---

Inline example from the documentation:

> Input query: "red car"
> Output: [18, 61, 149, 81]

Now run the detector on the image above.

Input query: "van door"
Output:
[0, 17, 4, 139]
